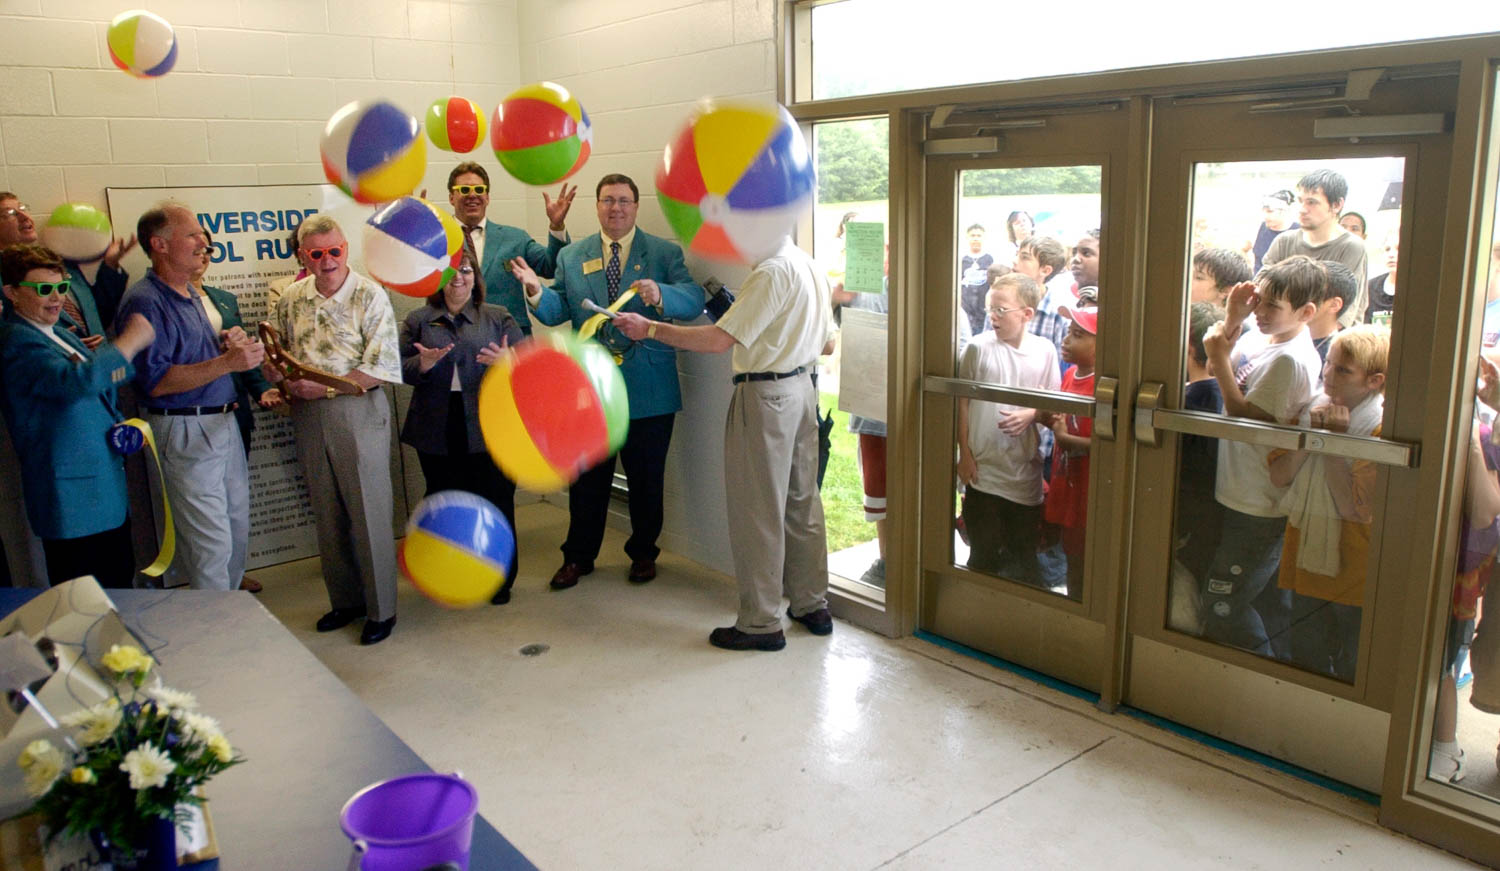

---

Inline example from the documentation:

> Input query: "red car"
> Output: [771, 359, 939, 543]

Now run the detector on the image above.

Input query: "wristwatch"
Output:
[648, 323, 658, 340]
[325, 387, 337, 401]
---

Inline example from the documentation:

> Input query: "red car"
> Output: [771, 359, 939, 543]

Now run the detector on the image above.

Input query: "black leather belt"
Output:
[732, 366, 807, 385]
[144, 403, 234, 416]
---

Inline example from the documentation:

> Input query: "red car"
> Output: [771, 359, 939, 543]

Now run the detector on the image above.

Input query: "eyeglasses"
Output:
[456, 265, 474, 275]
[599, 197, 636, 207]
[986, 305, 1024, 317]
[18, 279, 69, 296]
[0, 205, 30, 220]
[451, 184, 488, 196]
[304, 245, 344, 261]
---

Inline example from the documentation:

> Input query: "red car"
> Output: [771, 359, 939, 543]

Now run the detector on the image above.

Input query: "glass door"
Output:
[919, 102, 1132, 692]
[1124, 72, 1456, 794]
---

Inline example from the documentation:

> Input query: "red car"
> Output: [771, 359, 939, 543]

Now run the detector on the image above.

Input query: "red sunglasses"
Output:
[304, 245, 344, 261]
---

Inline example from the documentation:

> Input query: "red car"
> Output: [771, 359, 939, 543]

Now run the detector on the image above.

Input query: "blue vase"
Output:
[93, 816, 178, 871]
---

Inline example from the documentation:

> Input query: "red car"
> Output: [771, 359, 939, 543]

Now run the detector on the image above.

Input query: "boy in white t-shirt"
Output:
[957, 273, 1062, 583]
[1199, 255, 1327, 656]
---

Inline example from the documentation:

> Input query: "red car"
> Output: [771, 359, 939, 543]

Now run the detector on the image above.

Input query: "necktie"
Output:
[605, 241, 621, 302]
[60, 291, 87, 335]
[462, 224, 478, 263]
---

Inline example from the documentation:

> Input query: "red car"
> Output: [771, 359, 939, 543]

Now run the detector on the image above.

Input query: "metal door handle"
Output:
[1132, 381, 1419, 468]
[924, 375, 1118, 441]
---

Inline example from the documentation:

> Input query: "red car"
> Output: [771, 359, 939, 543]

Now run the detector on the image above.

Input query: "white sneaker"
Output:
[1430, 746, 1467, 783]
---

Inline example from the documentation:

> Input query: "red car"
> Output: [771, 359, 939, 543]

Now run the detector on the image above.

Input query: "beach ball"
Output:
[490, 82, 592, 187]
[107, 10, 177, 78]
[477, 332, 628, 492]
[426, 97, 487, 154]
[363, 197, 463, 296]
[320, 100, 426, 204]
[41, 204, 112, 262]
[655, 100, 815, 266]
[399, 491, 515, 608]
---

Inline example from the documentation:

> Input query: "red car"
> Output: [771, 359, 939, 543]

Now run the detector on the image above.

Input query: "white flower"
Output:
[60, 698, 123, 746]
[143, 685, 198, 715]
[119, 744, 176, 791]
[179, 712, 222, 743]
[18, 740, 63, 797]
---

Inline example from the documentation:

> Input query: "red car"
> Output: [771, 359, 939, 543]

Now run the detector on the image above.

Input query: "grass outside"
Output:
[819, 393, 875, 553]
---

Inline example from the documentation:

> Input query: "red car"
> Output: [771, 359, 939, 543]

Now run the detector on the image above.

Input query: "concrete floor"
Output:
[250, 501, 1482, 870]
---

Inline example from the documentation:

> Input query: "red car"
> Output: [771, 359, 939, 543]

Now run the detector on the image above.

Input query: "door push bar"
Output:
[1131, 381, 1419, 468]
[923, 375, 1119, 442]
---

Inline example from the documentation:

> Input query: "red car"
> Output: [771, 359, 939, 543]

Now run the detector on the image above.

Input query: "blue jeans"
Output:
[1201, 509, 1287, 656]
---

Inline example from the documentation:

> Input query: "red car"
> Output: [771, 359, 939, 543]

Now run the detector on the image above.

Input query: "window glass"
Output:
[1168, 156, 1403, 681]
[806, 0, 1500, 101]
[814, 118, 892, 590]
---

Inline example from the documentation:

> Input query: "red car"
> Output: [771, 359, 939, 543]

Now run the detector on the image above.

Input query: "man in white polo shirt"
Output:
[615, 236, 833, 652]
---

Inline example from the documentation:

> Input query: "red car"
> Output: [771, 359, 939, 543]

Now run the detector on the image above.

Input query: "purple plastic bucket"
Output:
[340, 772, 478, 871]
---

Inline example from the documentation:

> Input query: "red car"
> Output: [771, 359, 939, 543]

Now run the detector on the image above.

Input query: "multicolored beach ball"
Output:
[362, 197, 464, 297]
[400, 491, 515, 609]
[107, 10, 177, 78]
[320, 100, 426, 204]
[477, 332, 627, 493]
[655, 100, 815, 266]
[426, 97, 487, 154]
[41, 204, 113, 262]
[490, 82, 592, 187]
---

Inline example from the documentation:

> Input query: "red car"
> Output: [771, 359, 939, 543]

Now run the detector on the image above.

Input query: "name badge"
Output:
[582, 258, 603, 275]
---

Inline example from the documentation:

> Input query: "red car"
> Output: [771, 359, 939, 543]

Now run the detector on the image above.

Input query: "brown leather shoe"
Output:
[239, 577, 263, 594]
[627, 559, 657, 583]
[549, 562, 591, 590]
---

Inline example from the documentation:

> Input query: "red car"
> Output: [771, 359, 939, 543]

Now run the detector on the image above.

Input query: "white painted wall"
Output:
[0, 0, 522, 218]
[515, 0, 777, 576]
[0, 0, 779, 577]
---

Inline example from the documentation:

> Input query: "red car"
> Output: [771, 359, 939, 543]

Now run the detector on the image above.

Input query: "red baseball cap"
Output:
[1059, 305, 1098, 335]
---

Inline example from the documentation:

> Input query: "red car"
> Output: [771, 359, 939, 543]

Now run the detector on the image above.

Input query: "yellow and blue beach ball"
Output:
[320, 100, 426, 205]
[655, 100, 815, 266]
[107, 10, 177, 78]
[363, 197, 463, 297]
[399, 492, 515, 609]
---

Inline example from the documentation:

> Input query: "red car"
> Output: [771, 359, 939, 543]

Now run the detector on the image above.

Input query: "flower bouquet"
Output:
[17, 643, 242, 867]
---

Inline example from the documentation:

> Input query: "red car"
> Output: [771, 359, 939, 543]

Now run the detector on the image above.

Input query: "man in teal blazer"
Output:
[0, 244, 155, 588]
[447, 161, 575, 335]
[514, 173, 705, 589]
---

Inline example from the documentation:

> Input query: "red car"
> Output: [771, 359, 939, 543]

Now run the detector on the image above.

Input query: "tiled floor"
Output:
[250, 501, 1482, 869]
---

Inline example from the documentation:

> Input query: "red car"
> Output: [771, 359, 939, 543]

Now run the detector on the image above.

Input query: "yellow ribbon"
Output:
[120, 418, 175, 578]
[578, 288, 638, 364]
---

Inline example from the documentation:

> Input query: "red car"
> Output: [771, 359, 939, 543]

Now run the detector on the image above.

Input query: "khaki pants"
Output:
[724, 372, 828, 634]
[292, 389, 398, 622]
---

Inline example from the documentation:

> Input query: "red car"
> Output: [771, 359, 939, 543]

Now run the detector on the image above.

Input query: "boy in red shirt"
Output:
[1044, 305, 1096, 598]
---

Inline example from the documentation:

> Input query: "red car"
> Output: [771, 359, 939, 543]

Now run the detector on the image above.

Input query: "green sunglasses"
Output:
[18, 280, 70, 296]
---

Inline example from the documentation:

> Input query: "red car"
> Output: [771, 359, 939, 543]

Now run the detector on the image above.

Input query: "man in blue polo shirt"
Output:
[116, 203, 265, 592]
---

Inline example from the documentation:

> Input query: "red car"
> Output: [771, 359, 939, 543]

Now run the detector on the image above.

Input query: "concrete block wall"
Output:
[0, 0, 523, 220]
[516, 0, 777, 576]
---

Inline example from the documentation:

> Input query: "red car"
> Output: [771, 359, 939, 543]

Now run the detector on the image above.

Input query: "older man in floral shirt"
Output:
[271, 215, 403, 645]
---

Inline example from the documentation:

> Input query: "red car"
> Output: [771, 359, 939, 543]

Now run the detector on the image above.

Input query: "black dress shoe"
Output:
[315, 607, 365, 632]
[490, 586, 511, 605]
[709, 626, 786, 651]
[359, 616, 396, 645]
[627, 559, 657, 583]
[788, 607, 833, 636]
[549, 562, 591, 590]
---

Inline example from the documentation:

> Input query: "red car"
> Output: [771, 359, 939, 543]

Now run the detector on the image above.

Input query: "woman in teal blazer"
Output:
[0, 244, 155, 587]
